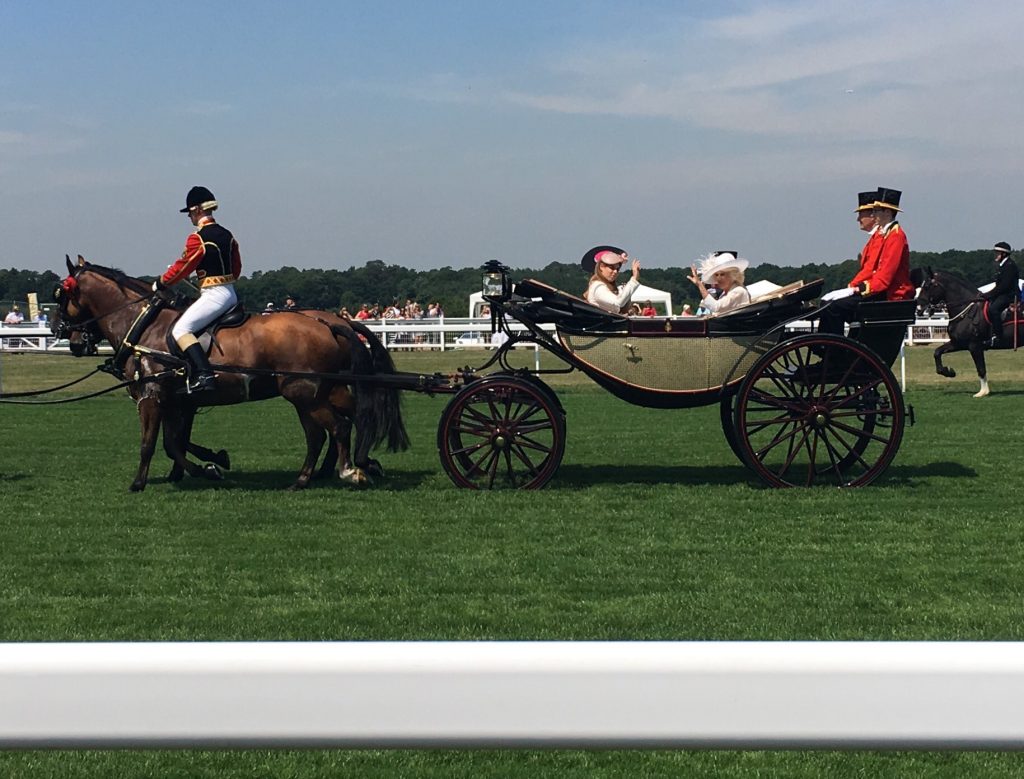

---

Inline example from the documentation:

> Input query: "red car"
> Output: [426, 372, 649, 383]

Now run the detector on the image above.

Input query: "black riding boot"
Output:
[182, 342, 216, 393]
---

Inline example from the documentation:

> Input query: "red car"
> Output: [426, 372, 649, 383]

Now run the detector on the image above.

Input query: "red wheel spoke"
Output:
[514, 432, 554, 454]
[450, 440, 490, 458]
[509, 443, 541, 476]
[828, 418, 893, 445]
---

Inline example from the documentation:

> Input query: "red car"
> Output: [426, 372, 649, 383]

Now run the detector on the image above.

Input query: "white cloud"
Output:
[457, 0, 1024, 160]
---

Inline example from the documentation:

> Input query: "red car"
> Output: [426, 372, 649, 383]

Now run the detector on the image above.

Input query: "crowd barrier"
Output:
[0, 317, 953, 354]
[2, 640, 1023, 748]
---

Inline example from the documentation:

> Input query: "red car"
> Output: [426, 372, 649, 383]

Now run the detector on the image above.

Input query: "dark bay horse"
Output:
[913, 267, 1021, 398]
[54, 256, 408, 490]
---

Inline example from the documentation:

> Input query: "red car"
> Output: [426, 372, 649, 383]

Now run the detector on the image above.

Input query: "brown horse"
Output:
[53, 256, 408, 491]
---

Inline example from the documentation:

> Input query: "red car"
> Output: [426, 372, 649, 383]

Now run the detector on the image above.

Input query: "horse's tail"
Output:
[330, 321, 410, 454]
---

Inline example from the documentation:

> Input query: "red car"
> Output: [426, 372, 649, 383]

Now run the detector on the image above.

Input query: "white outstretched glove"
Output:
[821, 287, 856, 302]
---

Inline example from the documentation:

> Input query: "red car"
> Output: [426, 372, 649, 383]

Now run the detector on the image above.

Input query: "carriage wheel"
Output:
[733, 334, 904, 488]
[437, 376, 566, 490]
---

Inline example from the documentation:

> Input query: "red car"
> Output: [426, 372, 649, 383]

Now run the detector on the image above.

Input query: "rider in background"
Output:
[687, 251, 750, 315]
[981, 241, 1020, 348]
[153, 186, 241, 393]
[582, 245, 641, 314]
[819, 187, 913, 335]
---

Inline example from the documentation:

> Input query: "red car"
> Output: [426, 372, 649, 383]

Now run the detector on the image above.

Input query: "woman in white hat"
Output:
[581, 245, 642, 314]
[687, 251, 750, 315]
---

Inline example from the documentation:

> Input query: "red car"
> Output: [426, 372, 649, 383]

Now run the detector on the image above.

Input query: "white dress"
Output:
[587, 277, 640, 314]
[701, 285, 750, 315]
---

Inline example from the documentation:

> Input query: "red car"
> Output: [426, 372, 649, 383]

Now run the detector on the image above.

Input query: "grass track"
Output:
[1, 348, 1023, 776]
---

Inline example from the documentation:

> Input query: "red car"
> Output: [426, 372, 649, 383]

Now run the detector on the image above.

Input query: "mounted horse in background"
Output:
[53, 256, 408, 491]
[912, 267, 1022, 398]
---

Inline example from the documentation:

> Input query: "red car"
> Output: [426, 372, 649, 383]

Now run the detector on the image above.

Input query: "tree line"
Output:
[0, 249, 1001, 317]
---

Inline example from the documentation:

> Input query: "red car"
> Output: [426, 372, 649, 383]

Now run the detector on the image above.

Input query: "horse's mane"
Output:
[934, 269, 975, 289]
[81, 262, 157, 296]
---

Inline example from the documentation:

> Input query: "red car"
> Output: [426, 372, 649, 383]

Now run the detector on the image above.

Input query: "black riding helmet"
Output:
[180, 186, 218, 213]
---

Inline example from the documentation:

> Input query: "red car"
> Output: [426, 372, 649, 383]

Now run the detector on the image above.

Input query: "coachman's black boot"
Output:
[182, 342, 216, 393]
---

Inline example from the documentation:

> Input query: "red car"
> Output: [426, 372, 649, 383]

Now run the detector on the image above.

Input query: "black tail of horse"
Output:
[330, 321, 410, 456]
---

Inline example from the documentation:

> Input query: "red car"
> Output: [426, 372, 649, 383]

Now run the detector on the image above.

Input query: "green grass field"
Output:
[1, 347, 1023, 777]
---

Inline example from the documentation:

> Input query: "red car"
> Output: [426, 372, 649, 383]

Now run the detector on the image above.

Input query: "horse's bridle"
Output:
[52, 271, 153, 356]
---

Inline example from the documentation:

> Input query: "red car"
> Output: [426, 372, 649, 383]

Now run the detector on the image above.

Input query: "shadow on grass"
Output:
[558, 463, 752, 487]
[557, 460, 976, 489]
[880, 460, 977, 483]
[152, 467, 436, 492]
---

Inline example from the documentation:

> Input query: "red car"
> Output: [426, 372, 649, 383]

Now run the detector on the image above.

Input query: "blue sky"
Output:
[2, 1, 1023, 277]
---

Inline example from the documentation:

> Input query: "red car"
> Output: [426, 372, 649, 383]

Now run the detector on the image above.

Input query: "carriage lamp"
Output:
[481, 260, 510, 300]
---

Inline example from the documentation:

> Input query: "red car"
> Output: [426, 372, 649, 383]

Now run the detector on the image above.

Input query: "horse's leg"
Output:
[164, 409, 186, 483]
[287, 404, 328, 490]
[161, 404, 216, 481]
[315, 417, 347, 480]
[969, 341, 990, 398]
[179, 404, 231, 471]
[321, 384, 378, 482]
[933, 339, 960, 378]
[131, 396, 163, 492]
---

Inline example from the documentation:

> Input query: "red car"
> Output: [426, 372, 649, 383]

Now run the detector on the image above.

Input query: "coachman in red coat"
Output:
[820, 187, 914, 335]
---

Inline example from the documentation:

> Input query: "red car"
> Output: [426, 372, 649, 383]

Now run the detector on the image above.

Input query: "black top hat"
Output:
[180, 186, 218, 213]
[581, 245, 627, 273]
[856, 190, 878, 212]
[994, 241, 1012, 255]
[874, 187, 902, 212]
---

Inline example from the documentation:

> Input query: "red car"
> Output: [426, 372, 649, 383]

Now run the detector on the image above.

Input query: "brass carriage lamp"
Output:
[481, 260, 510, 300]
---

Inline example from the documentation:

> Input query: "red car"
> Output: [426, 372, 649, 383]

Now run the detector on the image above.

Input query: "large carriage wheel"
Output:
[437, 376, 566, 490]
[733, 334, 904, 488]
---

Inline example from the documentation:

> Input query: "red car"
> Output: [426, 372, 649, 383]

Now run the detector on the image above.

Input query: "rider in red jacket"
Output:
[153, 186, 242, 393]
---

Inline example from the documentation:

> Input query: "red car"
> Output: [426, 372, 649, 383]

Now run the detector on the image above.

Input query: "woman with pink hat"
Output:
[687, 251, 750, 315]
[581, 245, 642, 314]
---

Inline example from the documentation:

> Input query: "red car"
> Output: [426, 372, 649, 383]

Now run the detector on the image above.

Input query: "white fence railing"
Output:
[2, 641, 1024, 748]
[0, 318, 953, 354]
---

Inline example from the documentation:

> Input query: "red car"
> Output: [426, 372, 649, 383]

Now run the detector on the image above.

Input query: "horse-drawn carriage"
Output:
[45, 257, 916, 491]
[435, 263, 915, 489]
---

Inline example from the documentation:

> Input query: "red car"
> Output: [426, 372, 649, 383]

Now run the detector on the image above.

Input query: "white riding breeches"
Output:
[171, 284, 238, 343]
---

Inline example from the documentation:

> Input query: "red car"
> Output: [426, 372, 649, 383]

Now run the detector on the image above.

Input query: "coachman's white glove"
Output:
[821, 287, 856, 302]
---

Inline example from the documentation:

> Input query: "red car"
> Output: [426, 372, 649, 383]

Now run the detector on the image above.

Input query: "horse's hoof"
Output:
[203, 463, 224, 481]
[340, 466, 371, 488]
[167, 468, 184, 483]
[215, 449, 231, 471]
[130, 481, 146, 492]
[974, 388, 990, 398]
[367, 459, 385, 479]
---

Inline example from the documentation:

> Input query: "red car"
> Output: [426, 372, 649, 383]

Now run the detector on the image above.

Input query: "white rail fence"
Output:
[0, 317, 954, 355]
[2, 641, 1024, 749]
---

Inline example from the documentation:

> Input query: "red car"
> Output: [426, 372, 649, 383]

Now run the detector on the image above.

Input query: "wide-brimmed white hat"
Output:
[698, 251, 749, 283]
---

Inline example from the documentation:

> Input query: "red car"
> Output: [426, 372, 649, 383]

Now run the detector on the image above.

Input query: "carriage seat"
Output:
[510, 279, 628, 332]
[749, 280, 806, 304]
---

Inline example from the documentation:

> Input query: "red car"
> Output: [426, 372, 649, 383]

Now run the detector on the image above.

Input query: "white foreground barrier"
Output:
[2, 641, 1024, 749]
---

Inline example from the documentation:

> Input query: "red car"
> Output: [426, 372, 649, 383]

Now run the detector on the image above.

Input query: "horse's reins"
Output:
[0, 369, 176, 405]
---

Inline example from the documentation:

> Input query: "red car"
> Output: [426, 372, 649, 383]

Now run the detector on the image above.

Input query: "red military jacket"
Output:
[848, 228, 881, 290]
[161, 217, 242, 288]
[850, 222, 913, 300]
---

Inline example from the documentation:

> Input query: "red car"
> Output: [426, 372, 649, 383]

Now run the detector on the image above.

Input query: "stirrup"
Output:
[179, 374, 217, 394]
